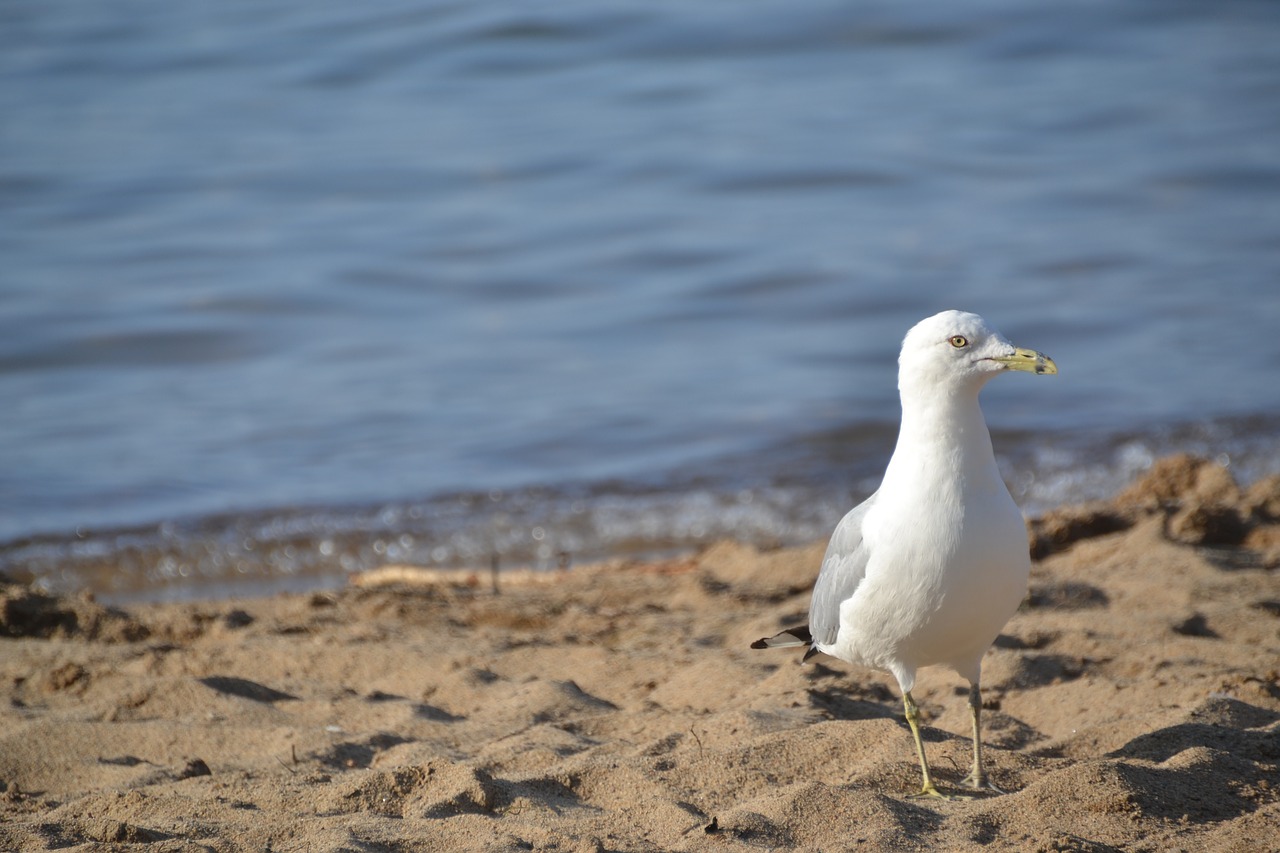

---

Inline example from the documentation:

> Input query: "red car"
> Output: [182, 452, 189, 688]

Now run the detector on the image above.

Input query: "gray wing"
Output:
[808, 491, 877, 646]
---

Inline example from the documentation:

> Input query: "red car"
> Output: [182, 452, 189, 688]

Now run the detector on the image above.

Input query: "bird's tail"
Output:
[751, 625, 813, 650]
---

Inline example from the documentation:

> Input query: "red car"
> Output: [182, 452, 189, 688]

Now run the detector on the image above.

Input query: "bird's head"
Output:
[898, 310, 1057, 397]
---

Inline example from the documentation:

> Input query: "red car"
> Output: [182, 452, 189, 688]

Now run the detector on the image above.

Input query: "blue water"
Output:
[3, 1, 1280, 600]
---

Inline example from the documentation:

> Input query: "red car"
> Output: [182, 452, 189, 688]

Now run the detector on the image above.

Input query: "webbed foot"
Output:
[959, 772, 1006, 795]
[907, 783, 974, 801]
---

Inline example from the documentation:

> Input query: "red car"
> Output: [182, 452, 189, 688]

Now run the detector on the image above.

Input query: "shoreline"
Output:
[2, 454, 1278, 851]
[7, 412, 1280, 607]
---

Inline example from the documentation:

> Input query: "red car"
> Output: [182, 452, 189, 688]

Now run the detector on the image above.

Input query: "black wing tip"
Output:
[750, 625, 814, 651]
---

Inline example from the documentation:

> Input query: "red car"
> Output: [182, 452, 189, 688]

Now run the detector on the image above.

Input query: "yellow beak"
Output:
[993, 347, 1057, 376]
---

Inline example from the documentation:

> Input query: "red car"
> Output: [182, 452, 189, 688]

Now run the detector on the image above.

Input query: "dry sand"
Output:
[2, 454, 1277, 852]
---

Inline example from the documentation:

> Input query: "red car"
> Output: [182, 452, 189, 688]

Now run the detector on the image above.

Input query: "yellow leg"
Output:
[960, 682, 1005, 794]
[902, 691, 950, 799]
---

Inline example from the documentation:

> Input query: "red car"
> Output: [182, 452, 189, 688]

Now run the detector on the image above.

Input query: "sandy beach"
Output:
[2, 454, 1277, 852]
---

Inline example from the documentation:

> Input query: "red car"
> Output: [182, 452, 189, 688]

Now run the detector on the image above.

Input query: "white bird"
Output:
[753, 310, 1057, 799]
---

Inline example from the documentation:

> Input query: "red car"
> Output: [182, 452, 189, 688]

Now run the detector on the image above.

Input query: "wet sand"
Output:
[2, 455, 1277, 852]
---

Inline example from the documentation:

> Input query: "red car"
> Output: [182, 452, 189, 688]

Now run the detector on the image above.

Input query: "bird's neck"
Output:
[886, 386, 996, 487]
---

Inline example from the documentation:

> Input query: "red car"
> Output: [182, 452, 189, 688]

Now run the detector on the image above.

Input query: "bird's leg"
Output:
[960, 681, 1005, 794]
[902, 691, 949, 800]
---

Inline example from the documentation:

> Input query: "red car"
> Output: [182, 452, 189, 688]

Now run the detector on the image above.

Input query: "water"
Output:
[3, 1, 1279, 602]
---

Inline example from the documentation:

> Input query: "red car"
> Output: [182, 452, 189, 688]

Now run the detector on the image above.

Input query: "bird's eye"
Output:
[949, 335, 969, 348]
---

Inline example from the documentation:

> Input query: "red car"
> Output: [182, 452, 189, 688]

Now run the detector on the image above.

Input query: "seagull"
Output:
[753, 310, 1056, 799]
